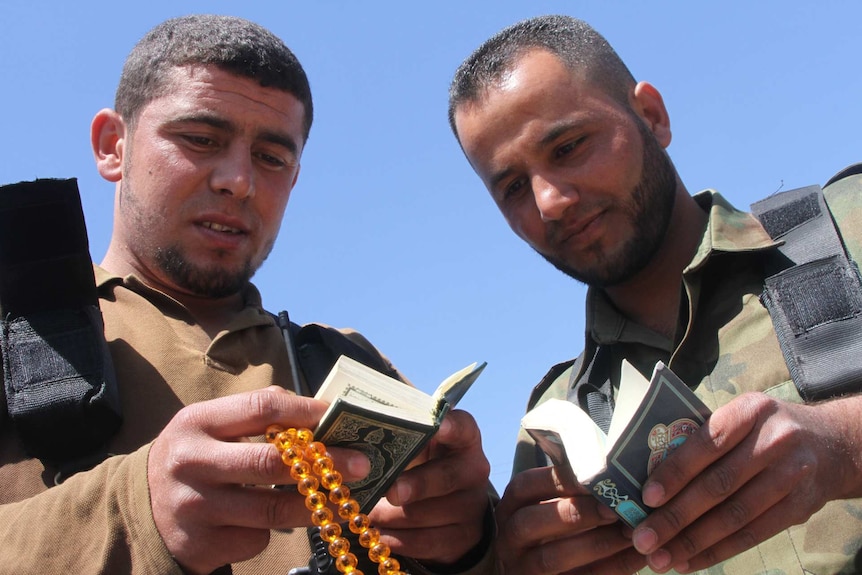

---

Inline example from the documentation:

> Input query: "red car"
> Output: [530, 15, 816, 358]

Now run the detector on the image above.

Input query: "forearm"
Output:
[0, 445, 179, 574]
[815, 393, 862, 500]
[403, 493, 498, 575]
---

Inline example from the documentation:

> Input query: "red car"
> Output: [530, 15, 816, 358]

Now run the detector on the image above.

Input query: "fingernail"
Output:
[632, 526, 658, 553]
[642, 481, 665, 507]
[346, 453, 371, 478]
[648, 549, 672, 572]
[393, 480, 411, 505]
[438, 416, 453, 436]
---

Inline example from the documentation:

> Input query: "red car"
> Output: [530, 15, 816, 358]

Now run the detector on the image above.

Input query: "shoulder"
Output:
[823, 163, 862, 264]
[293, 322, 408, 384]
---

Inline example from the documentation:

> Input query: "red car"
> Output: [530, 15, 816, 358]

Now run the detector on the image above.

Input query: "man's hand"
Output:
[495, 465, 643, 575]
[147, 387, 371, 575]
[632, 392, 862, 573]
[367, 409, 492, 566]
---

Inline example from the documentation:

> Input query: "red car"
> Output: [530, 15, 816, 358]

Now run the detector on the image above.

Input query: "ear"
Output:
[631, 81, 672, 148]
[91, 109, 126, 183]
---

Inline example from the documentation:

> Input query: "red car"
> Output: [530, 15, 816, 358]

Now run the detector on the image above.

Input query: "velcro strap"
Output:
[760, 256, 862, 401]
[752, 185, 845, 265]
[2, 307, 122, 463]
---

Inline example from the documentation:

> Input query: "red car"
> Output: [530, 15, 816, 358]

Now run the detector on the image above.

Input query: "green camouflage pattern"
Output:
[514, 172, 862, 574]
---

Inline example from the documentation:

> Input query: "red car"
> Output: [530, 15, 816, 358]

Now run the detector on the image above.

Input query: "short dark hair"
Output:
[115, 14, 313, 142]
[448, 15, 635, 141]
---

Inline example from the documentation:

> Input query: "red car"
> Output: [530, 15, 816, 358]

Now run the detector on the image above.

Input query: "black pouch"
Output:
[0, 178, 121, 470]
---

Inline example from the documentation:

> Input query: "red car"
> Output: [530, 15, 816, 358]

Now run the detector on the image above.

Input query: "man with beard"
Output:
[0, 15, 495, 575]
[448, 14, 862, 575]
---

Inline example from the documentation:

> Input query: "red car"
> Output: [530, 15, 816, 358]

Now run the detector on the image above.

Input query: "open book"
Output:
[521, 360, 711, 527]
[313, 355, 486, 512]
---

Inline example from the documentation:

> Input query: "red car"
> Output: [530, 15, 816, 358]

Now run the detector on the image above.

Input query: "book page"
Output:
[315, 356, 434, 422]
[607, 360, 651, 446]
[521, 398, 609, 482]
[432, 361, 486, 417]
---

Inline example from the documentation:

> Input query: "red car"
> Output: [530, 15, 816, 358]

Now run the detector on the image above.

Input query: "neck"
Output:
[100, 249, 245, 340]
[603, 188, 707, 340]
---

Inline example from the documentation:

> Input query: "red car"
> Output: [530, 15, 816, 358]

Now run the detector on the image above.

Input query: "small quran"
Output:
[521, 360, 711, 527]
[313, 355, 486, 512]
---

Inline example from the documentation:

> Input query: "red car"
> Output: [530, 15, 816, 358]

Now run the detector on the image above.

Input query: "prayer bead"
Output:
[295, 428, 314, 446]
[328, 485, 351, 504]
[311, 507, 334, 527]
[305, 491, 327, 511]
[358, 527, 380, 548]
[283, 445, 303, 462]
[320, 522, 342, 542]
[367, 542, 390, 563]
[306, 441, 328, 459]
[329, 537, 351, 557]
[265, 425, 284, 442]
[313, 456, 334, 475]
[378, 557, 401, 575]
[338, 499, 360, 520]
[290, 460, 311, 480]
[348, 513, 371, 534]
[297, 476, 319, 496]
[321, 470, 343, 490]
[334, 552, 358, 572]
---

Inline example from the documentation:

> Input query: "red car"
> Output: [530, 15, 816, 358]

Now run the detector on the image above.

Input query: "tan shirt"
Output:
[0, 266, 493, 574]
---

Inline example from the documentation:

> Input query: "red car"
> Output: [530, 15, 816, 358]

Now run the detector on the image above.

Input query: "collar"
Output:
[93, 264, 273, 333]
[586, 190, 779, 348]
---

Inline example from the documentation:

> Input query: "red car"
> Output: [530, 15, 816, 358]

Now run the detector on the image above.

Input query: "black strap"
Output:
[751, 168, 862, 400]
[290, 322, 399, 394]
[0, 179, 121, 470]
[570, 344, 614, 434]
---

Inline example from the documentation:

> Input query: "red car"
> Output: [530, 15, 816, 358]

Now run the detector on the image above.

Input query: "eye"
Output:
[255, 151, 286, 168]
[554, 137, 585, 159]
[182, 134, 218, 149]
[501, 177, 528, 203]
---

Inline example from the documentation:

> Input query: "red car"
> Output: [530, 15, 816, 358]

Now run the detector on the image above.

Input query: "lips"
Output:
[202, 221, 243, 234]
[553, 210, 603, 248]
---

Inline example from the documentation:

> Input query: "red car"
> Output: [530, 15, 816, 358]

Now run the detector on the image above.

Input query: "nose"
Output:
[210, 145, 255, 200]
[532, 174, 577, 222]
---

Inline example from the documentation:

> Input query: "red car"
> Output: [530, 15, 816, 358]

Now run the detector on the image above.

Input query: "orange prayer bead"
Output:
[378, 557, 401, 575]
[321, 470, 343, 490]
[358, 527, 380, 548]
[305, 491, 327, 511]
[329, 536, 350, 557]
[312, 507, 334, 526]
[348, 513, 371, 534]
[312, 455, 334, 475]
[337, 499, 360, 520]
[319, 522, 342, 542]
[328, 485, 351, 504]
[367, 542, 390, 563]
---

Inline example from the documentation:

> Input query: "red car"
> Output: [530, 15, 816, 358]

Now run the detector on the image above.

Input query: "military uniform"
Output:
[0, 266, 494, 575]
[514, 172, 862, 574]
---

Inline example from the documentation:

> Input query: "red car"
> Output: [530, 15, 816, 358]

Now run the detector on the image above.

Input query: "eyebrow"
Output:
[168, 113, 299, 155]
[539, 120, 582, 148]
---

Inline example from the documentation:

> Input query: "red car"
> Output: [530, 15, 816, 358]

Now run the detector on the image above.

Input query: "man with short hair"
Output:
[0, 15, 494, 575]
[449, 14, 862, 574]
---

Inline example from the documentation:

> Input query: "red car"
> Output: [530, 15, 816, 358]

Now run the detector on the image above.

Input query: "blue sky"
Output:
[2, 1, 860, 491]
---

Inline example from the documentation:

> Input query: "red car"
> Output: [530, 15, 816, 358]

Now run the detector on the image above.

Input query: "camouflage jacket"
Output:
[514, 171, 862, 575]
